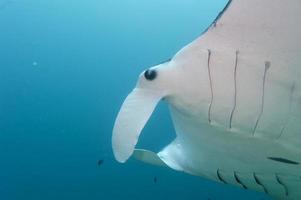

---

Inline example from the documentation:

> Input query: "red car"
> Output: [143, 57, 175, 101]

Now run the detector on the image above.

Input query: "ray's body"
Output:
[112, 1, 301, 199]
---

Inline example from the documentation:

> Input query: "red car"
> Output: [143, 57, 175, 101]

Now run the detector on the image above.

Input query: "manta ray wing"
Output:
[166, 1, 301, 199]
[172, 0, 301, 146]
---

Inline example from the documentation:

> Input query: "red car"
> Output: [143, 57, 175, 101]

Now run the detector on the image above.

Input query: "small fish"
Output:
[153, 176, 157, 183]
[97, 159, 104, 166]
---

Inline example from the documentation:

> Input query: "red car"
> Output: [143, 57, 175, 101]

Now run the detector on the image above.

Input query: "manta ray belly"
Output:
[167, 102, 301, 200]
[165, 46, 301, 174]
[166, 48, 301, 197]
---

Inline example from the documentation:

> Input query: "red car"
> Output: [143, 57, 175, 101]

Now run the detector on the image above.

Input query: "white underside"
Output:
[153, 105, 301, 200]
[116, 1, 301, 199]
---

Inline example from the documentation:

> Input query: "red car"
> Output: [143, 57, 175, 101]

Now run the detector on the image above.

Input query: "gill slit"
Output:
[234, 171, 247, 189]
[216, 169, 227, 184]
[253, 173, 268, 194]
[275, 174, 288, 196]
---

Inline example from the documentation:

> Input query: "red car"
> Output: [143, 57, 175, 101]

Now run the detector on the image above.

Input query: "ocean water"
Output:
[0, 0, 272, 199]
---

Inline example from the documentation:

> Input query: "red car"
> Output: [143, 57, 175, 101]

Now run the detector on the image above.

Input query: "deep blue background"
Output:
[0, 0, 271, 199]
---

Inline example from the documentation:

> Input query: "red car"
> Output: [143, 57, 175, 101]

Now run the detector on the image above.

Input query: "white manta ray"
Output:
[112, 0, 301, 199]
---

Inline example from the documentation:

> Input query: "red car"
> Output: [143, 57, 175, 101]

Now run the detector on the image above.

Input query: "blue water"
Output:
[0, 0, 272, 199]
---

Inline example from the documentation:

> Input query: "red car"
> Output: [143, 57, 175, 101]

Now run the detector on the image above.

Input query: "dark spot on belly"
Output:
[267, 157, 299, 165]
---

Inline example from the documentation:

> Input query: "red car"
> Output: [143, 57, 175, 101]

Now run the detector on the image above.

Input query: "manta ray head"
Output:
[136, 61, 177, 96]
[112, 44, 211, 163]
[111, 59, 194, 163]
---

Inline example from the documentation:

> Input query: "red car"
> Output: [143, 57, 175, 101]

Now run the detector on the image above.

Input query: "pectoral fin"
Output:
[133, 149, 168, 167]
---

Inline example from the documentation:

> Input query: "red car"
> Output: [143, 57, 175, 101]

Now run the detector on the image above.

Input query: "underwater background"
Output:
[0, 0, 272, 199]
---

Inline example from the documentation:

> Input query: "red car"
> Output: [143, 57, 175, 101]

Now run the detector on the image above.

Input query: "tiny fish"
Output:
[97, 159, 104, 166]
[153, 176, 157, 183]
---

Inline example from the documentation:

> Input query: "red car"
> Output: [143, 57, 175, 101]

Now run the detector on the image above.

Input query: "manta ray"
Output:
[112, 0, 301, 199]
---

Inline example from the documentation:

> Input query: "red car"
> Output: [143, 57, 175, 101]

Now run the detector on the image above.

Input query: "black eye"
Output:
[144, 69, 157, 81]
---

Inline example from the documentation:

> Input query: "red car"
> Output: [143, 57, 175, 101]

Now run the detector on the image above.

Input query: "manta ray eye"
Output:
[144, 69, 157, 81]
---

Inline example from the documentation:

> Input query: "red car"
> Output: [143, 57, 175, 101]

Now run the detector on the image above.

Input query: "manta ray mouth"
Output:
[112, 88, 163, 163]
